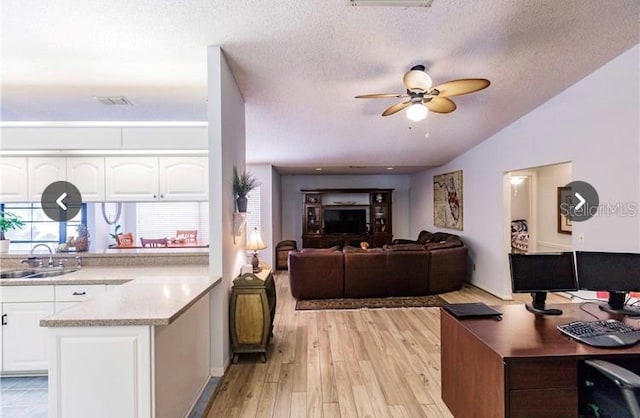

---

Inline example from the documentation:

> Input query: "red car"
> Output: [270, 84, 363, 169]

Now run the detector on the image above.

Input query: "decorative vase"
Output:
[0, 239, 10, 254]
[74, 238, 90, 252]
[236, 196, 248, 213]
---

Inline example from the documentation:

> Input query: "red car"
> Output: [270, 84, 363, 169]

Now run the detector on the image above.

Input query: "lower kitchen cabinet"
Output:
[0, 283, 107, 374]
[2, 302, 54, 372]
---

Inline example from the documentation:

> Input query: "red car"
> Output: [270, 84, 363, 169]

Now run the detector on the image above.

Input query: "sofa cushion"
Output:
[300, 246, 341, 253]
[425, 240, 463, 250]
[383, 243, 427, 252]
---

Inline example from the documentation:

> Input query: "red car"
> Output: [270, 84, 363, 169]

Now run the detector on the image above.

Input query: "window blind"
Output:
[136, 202, 209, 243]
[246, 186, 261, 240]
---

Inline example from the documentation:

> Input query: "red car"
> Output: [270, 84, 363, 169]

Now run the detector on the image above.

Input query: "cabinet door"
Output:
[28, 157, 67, 202]
[0, 157, 29, 202]
[66, 157, 105, 202]
[2, 302, 54, 372]
[105, 157, 159, 201]
[158, 157, 208, 201]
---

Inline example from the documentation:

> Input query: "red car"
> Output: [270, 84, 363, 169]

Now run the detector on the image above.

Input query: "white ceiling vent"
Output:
[349, 0, 433, 7]
[96, 96, 133, 105]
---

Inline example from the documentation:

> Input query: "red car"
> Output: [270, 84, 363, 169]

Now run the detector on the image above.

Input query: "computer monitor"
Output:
[576, 251, 640, 317]
[509, 252, 578, 315]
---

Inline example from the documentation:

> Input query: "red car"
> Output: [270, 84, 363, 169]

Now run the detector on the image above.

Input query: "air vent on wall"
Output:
[349, 0, 433, 7]
[96, 96, 134, 105]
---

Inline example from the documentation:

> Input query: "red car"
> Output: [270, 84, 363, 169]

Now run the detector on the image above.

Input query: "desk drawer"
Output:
[508, 359, 576, 389]
[510, 387, 577, 417]
[55, 284, 106, 302]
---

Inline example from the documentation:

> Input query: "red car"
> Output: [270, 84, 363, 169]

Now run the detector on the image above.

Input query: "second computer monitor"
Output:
[576, 251, 640, 316]
[509, 252, 578, 315]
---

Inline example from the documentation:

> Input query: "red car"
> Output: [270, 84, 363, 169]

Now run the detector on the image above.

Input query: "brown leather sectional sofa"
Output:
[288, 232, 467, 299]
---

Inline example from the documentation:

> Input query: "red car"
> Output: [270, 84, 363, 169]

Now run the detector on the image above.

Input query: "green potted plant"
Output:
[233, 166, 257, 212]
[0, 211, 25, 253]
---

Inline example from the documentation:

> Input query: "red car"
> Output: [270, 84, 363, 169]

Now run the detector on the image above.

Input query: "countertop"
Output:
[0, 265, 220, 327]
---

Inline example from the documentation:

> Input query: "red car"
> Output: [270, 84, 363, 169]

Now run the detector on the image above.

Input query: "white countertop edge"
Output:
[39, 275, 222, 328]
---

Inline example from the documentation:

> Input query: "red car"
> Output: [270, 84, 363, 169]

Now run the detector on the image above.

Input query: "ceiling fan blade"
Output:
[403, 70, 432, 92]
[381, 101, 411, 116]
[432, 78, 490, 97]
[425, 97, 457, 114]
[354, 93, 408, 99]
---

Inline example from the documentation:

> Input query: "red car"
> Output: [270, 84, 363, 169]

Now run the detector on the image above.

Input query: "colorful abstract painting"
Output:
[434, 170, 463, 230]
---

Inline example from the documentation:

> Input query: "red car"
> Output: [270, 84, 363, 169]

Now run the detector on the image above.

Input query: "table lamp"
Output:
[246, 227, 267, 273]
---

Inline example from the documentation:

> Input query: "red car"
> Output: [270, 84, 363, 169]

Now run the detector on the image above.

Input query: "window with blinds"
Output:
[136, 202, 209, 243]
[246, 186, 261, 240]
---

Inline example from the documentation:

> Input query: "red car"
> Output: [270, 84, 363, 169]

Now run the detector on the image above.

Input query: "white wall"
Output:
[281, 174, 411, 248]
[536, 163, 572, 251]
[410, 44, 640, 298]
[208, 46, 246, 374]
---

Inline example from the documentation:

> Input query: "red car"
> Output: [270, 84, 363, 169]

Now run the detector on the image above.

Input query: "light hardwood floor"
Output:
[207, 271, 566, 417]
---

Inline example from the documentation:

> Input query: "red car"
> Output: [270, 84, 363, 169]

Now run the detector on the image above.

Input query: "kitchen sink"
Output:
[0, 268, 79, 279]
[0, 269, 37, 279]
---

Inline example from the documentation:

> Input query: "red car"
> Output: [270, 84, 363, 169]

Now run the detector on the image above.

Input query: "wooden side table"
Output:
[229, 268, 276, 363]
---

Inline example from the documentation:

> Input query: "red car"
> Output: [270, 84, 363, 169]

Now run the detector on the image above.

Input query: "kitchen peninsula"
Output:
[1, 260, 218, 418]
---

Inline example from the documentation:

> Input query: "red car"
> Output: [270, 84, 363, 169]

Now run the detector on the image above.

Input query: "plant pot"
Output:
[0, 239, 9, 254]
[236, 196, 248, 213]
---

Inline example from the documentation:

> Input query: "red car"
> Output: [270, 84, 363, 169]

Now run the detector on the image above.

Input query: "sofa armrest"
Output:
[428, 246, 467, 294]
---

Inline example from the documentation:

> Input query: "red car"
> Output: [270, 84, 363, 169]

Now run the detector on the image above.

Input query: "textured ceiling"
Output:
[1, 0, 638, 173]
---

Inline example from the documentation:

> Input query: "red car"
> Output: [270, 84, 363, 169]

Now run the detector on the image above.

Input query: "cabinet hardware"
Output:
[2, 313, 7, 326]
[72, 291, 87, 296]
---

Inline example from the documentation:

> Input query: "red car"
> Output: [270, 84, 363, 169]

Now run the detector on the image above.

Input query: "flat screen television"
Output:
[509, 252, 578, 315]
[576, 251, 640, 316]
[323, 208, 367, 234]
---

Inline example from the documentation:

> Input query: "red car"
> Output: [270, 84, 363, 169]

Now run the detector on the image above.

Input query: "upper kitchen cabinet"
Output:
[158, 157, 208, 201]
[66, 157, 105, 202]
[0, 127, 122, 150]
[105, 156, 208, 202]
[0, 158, 28, 202]
[121, 127, 207, 150]
[105, 157, 159, 201]
[28, 157, 66, 202]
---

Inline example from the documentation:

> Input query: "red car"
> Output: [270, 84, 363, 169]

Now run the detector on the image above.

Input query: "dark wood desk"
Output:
[441, 303, 640, 418]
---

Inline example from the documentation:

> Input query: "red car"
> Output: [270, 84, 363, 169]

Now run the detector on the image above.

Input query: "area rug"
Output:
[295, 295, 448, 311]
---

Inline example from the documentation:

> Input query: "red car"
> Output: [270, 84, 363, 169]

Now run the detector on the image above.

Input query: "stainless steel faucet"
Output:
[30, 244, 54, 267]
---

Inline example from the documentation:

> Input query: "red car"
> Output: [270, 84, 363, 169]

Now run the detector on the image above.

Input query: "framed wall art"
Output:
[434, 170, 463, 230]
[557, 186, 572, 234]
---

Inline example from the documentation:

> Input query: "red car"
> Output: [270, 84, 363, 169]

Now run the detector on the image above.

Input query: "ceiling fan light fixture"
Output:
[406, 103, 428, 122]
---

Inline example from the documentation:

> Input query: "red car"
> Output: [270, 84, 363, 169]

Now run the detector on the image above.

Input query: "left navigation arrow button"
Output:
[56, 193, 68, 211]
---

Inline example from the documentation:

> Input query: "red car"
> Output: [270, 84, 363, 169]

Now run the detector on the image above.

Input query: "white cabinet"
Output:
[0, 157, 29, 202]
[105, 156, 208, 201]
[158, 156, 208, 201]
[2, 302, 54, 372]
[105, 157, 159, 201]
[28, 157, 67, 201]
[1, 285, 55, 373]
[0, 283, 107, 374]
[66, 157, 105, 202]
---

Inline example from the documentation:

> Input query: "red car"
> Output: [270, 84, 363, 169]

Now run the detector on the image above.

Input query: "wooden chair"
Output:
[140, 237, 169, 248]
[116, 232, 135, 247]
[176, 230, 198, 242]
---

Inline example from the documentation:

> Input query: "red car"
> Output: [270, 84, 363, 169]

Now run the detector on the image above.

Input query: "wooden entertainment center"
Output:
[301, 188, 393, 248]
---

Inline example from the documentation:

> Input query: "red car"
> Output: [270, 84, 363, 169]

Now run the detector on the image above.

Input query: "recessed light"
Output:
[315, 168, 323, 171]
[386, 167, 394, 170]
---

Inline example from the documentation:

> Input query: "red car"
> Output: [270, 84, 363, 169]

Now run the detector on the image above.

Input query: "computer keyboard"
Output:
[557, 319, 640, 348]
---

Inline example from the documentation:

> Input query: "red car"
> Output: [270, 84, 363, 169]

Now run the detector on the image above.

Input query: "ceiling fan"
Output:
[355, 65, 490, 122]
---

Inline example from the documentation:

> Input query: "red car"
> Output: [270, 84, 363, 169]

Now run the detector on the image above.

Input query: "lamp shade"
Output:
[246, 227, 266, 251]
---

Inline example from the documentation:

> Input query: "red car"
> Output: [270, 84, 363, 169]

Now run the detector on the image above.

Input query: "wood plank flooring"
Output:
[208, 271, 565, 417]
